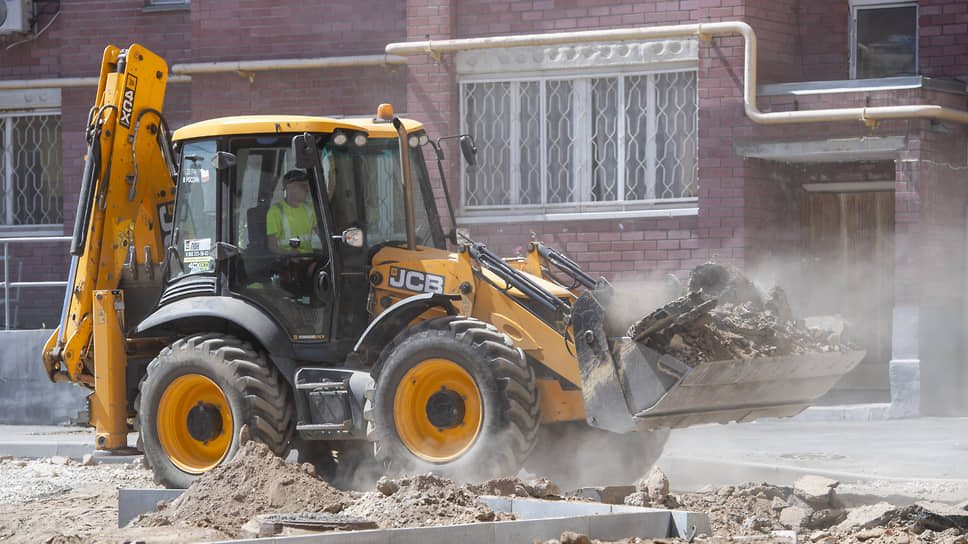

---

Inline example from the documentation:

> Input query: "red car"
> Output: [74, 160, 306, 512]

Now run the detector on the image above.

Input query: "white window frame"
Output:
[849, 0, 919, 80]
[459, 69, 698, 216]
[456, 40, 701, 222]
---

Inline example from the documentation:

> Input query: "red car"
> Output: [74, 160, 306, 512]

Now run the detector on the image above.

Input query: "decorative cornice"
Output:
[456, 38, 698, 76]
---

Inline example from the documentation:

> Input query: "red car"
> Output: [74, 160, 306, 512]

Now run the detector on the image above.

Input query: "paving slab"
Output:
[118, 492, 710, 543]
[657, 416, 968, 503]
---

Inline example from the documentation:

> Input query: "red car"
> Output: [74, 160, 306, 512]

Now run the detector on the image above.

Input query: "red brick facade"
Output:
[2, 0, 967, 412]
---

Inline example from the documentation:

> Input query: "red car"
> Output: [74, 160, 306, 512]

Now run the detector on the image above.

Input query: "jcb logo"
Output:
[119, 74, 138, 129]
[388, 267, 444, 294]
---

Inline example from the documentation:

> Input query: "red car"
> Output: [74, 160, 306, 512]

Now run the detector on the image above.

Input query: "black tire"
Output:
[364, 316, 540, 481]
[136, 333, 294, 488]
[525, 422, 670, 489]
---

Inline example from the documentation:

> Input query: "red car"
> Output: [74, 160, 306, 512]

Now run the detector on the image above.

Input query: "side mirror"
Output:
[459, 135, 477, 167]
[336, 227, 364, 248]
[291, 133, 316, 169]
[210, 151, 236, 170]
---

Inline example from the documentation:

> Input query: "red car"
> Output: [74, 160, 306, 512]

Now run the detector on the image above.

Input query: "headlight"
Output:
[353, 133, 368, 147]
[332, 132, 348, 146]
[408, 134, 420, 148]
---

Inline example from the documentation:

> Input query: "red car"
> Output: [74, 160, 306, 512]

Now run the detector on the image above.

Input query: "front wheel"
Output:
[136, 334, 293, 488]
[365, 316, 540, 481]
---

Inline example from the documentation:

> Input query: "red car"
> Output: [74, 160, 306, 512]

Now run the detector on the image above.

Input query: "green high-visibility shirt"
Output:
[266, 200, 316, 253]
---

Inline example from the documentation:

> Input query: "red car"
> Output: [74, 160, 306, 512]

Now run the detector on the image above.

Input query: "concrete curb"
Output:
[118, 491, 711, 543]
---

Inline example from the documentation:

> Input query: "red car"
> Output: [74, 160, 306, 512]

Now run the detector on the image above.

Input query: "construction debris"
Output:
[631, 263, 852, 365]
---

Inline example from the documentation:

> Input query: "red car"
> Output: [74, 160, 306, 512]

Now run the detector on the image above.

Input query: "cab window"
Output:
[169, 140, 218, 280]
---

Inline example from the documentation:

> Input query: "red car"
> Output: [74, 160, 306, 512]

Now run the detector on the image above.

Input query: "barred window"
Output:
[0, 113, 63, 229]
[460, 70, 697, 214]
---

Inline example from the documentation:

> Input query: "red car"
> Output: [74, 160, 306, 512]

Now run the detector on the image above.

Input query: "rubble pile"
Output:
[635, 263, 852, 365]
[136, 439, 352, 538]
[608, 470, 968, 544]
[135, 441, 569, 536]
[341, 473, 513, 528]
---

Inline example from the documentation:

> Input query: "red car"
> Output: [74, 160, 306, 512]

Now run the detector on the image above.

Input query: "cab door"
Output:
[228, 136, 335, 343]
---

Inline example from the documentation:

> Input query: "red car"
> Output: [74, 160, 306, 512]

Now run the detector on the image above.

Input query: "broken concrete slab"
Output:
[635, 467, 670, 503]
[837, 502, 896, 530]
[567, 486, 634, 505]
[793, 475, 841, 509]
[779, 506, 810, 529]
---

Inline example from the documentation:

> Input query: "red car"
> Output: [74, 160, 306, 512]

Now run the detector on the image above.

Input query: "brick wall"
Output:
[744, 0, 801, 83]
[795, 0, 849, 81]
[919, 0, 968, 79]
[403, 0, 459, 237]
[190, 1, 400, 61]
[466, 215, 703, 283]
[455, 0, 695, 36]
[912, 116, 968, 414]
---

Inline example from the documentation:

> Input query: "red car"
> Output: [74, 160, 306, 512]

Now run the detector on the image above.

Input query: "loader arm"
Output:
[43, 44, 174, 448]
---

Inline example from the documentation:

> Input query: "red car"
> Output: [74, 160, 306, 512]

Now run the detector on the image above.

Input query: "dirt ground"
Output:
[2, 264, 959, 543]
[1, 441, 966, 544]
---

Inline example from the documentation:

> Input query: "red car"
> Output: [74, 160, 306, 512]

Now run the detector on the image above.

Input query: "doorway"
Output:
[800, 184, 894, 404]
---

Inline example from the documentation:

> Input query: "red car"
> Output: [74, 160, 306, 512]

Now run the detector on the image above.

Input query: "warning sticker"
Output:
[184, 238, 213, 272]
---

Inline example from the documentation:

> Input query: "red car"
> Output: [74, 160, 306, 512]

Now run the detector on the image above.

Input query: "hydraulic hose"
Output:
[535, 243, 597, 290]
[70, 133, 101, 256]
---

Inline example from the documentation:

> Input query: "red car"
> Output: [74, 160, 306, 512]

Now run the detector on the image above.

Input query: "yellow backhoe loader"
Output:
[42, 44, 863, 488]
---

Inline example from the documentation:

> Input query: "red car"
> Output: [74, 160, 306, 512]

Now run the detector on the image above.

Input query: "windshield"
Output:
[323, 137, 445, 249]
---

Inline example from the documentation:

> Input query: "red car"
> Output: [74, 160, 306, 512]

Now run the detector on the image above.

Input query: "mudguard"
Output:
[352, 292, 459, 364]
[132, 295, 295, 359]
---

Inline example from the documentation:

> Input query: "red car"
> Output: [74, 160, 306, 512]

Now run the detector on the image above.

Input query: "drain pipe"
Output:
[170, 54, 407, 76]
[386, 22, 968, 127]
[0, 54, 406, 90]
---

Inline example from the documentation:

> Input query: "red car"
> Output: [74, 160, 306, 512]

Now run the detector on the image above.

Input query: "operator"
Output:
[267, 169, 321, 254]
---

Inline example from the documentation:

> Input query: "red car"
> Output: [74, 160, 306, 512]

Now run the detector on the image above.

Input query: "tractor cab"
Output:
[163, 113, 446, 361]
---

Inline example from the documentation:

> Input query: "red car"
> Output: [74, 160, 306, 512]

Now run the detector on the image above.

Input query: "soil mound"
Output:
[343, 473, 514, 528]
[135, 439, 351, 537]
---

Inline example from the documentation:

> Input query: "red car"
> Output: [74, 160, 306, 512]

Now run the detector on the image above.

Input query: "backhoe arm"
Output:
[43, 44, 174, 447]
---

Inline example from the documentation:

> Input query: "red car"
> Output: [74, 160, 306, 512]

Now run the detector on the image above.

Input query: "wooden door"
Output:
[801, 189, 894, 404]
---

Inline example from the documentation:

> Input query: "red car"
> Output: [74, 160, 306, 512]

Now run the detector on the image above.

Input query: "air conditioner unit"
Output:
[0, 0, 33, 35]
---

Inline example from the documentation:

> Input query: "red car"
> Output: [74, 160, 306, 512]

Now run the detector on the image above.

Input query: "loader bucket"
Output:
[571, 287, 865, 433]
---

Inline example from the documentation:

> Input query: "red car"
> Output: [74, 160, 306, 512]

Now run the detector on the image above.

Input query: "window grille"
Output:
[461, 70, 697, 213]
[0, 113, 63, 228]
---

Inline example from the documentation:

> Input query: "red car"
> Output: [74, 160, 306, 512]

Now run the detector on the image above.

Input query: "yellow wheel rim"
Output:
[157, 374, 233, 474]
[393, 359, 483, 463]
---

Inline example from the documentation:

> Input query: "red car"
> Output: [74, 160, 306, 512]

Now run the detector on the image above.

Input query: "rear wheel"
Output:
[137, 333, 293, 488]
[365, 316, 540, 481]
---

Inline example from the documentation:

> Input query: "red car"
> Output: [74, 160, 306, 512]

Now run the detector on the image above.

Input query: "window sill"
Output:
[0, 225, 67, 238]
[142, 3, 190, 13]
[457, 206, 698, 225]
[759, 76, 966, 97]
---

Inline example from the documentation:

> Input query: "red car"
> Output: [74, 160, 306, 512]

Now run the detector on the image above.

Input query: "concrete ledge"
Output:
[119, 489, 185, 527]
[793, 404, 891, 422]
[119, 490, 711, 542]
[0, 330, 87, 425]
